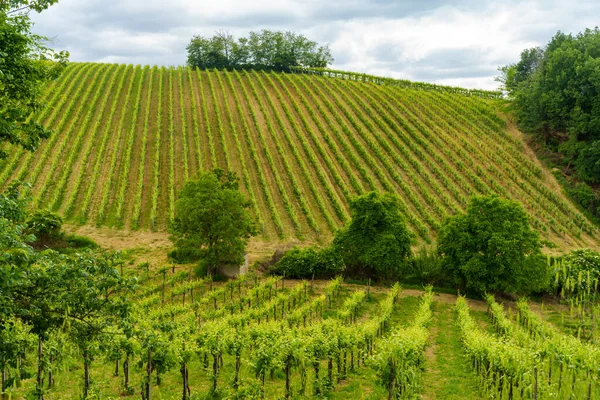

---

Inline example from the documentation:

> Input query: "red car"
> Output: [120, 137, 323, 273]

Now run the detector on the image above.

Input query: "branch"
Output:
[7, 6, 31, 15]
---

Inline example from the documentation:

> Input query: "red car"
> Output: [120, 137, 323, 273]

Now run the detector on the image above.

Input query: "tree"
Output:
[498, 28, 600, 219]
[186, 29, 333, 72]
[437, 195, 549, 294]
[169, 169, 257, 276]
[333, 192, 412, 280]
[0, 1, 68, 159]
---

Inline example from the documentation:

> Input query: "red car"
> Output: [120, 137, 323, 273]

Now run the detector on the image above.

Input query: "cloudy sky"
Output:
[31, 0, 599, 90]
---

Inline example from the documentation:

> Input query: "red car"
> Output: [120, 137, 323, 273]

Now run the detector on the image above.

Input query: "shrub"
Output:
[408, 247, 445, 285]
[562, 248, 600, 278]
[26, 209, 63, 242]
[270, 246, 344, 279]
[65, 234, 98, 249]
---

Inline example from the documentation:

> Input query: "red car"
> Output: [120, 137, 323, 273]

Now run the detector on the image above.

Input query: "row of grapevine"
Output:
[1, 64, 595, 245]
[224, 70, 285, 238]
[253, 70, 333, 232]
[237, 70, 305, 238]
[214, 71, 265, 235]
[60, 65, 128, 216]
[370, 287, 433, 399]
[95, 66, 139, 224]
[34, 64, 117, 210]
[0, 63, 88, 187]
[261, 71, 348, 225]
[76, 65, 132, 222]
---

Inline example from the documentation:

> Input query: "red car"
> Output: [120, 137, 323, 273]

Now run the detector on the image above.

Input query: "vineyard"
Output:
[0, 63, 598, 248]
[6, 263, 600, 400]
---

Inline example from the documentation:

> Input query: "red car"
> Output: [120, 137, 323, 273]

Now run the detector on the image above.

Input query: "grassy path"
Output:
[421, 301, 480, 400]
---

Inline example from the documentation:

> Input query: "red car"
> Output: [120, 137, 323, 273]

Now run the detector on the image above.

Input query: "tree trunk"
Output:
[37, 336, 44, 400]
[2, 366, 6, 393]
[124, 356, 129, 392]
[285, 356, 291, 399]
[388, 359, 395, 400]
[313, 362, 320, 395]
[211, 354, 219, 393]
[145, 348, 151, 400]
[115, 358, 119, 377]
[83, 349, 90, 399]
[233, 351, 241, 389]
[180, 363, 189, 400]
[47, 355, 54, 389]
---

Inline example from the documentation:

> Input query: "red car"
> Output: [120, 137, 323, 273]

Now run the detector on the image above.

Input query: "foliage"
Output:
[333, 192, 412, 280]
[270, 246, 344, 279]
[0, 1, 68, 159]
[563, 248, 600, 275]
[25, 209, 62, 242]
[64, 234, 97, 249]
[187, 29, 333, 72]
[498, 28, 600, 219]
[169, 169, 257, 276]
[438, 195, 549, 294]
[408, 247, 445, 285]
[0, 65, 595, 243]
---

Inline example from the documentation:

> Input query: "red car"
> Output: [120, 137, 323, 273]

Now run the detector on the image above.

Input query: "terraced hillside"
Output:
[1, 63, 597, 247]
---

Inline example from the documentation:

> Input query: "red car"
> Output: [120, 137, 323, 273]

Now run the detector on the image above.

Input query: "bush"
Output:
[26, 209, 63, 242]
[65, 234, 98, 249]
[407, 247, 445, 285]
[168, 246, 203, 264]
[563, 248, 600, 274]
[270, 246, 344, 279]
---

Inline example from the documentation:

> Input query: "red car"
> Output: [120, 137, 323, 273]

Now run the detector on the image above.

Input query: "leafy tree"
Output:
[333, 192, 412, 280]
[187, 29, 333, 72]
[498, 28, 600, 219]
[0, 1, 68, 159]
[437, 195, 549, 294]
[169, 169, 257, 276]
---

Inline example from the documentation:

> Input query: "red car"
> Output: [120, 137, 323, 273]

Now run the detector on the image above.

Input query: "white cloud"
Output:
[30, 0, 600, 90]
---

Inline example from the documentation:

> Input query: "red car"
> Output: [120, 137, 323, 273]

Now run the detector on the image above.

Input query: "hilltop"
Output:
[0, 63, 597, 249]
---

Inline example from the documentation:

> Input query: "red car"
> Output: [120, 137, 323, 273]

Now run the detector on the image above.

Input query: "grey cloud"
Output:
[30, 0, 600, 89]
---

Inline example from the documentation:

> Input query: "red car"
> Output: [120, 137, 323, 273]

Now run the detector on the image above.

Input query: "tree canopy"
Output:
[498, 28, 600, 219]
[187, 30, 333, 72]
[0, 0, 68, 159]
[437, 195, 549, 294]
[333, 192, 412, 280]
[169, 169, 257, 276]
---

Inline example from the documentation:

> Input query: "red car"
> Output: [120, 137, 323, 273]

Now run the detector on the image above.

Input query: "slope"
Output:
[0, 63, 597, 248]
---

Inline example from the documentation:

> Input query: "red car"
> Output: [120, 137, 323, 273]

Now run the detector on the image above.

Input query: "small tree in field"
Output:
[169, 169, 257, 276]
[437, 195, 550, 294]
[333, 192, 412, 280]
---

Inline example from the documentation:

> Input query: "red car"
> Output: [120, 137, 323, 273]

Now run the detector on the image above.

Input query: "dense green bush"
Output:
[26, 209, 63, 242]
[65, 234, 98, 249]
[333, 192, 412, 280]
[438, 195, 550, 294]
[407, 247, 445, 286]
[563, 248, 600, 276]
[270, 246, 344, 279]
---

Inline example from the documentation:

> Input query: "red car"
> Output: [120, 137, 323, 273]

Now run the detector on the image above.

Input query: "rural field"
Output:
[1, 63, 597, 249]
[6, 269, 600, 400]
[3, 21, 600, 399]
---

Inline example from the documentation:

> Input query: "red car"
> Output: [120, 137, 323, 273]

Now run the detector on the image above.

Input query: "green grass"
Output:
[420, 301, 480, 400]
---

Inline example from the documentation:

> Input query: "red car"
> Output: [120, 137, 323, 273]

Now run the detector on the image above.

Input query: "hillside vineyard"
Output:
[1, 63, 597, 246]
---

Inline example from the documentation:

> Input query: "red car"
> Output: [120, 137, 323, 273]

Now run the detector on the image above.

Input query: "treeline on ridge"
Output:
[186, 29, 334, 72]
